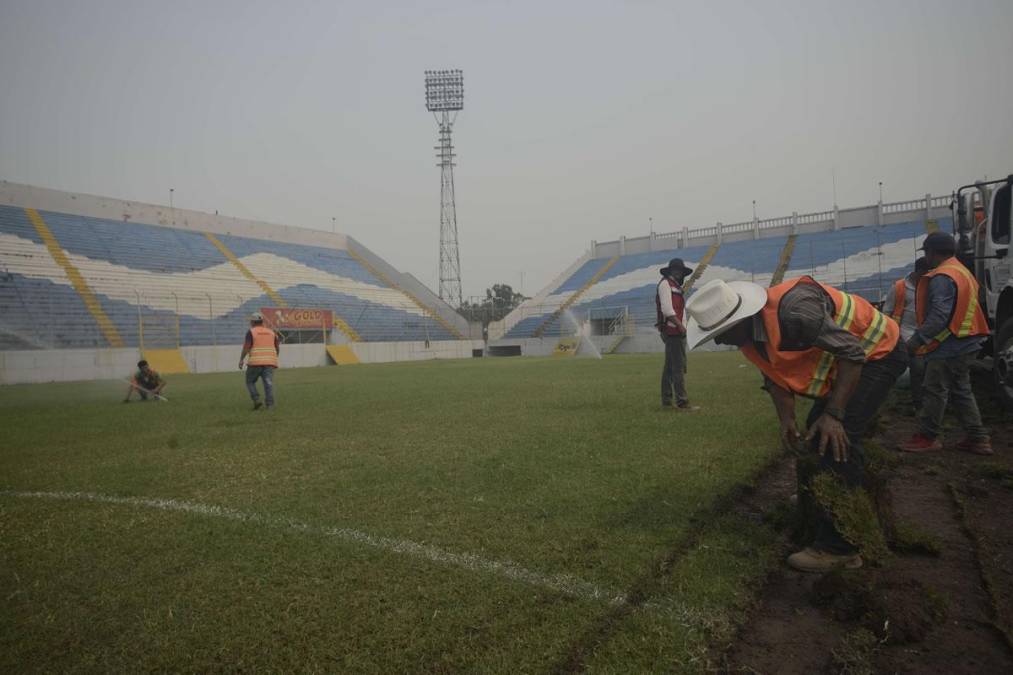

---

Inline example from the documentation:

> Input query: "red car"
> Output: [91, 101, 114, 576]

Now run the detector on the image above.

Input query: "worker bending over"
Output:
[685, 276, 906, 573]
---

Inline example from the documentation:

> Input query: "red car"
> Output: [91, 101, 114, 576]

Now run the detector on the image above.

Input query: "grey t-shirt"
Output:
[753, 283, 867, 363]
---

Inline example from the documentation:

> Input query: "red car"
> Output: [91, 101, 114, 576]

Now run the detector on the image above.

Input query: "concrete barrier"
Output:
[0, 339, 485, 384]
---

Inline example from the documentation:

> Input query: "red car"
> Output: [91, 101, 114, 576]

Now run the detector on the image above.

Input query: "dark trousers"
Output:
[246, 366, 275, 406]
[660, 333, 688, 406]
[909, 354, 925, 410]
[798, 342, 908, 554]
[918, 353, 988, 441]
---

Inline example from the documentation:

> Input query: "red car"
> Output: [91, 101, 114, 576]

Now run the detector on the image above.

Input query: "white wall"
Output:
[352, 339, 484, 364]
[0, 347, 141, 385]
[0, 340, 485, 385]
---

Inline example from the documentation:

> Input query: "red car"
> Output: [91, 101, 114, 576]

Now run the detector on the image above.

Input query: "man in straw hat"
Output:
[656, 258, 699, 411]
[685, 276, 907, 572]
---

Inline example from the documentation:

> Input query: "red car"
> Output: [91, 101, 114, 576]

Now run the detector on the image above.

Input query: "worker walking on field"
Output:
[898, 232, 992, 455]
[239, 311, 280, 410]
[656, 258, 699, 411]
[685, 276, 906, 573]
[881, 257, 930, 414]
[123, 360, 166, 402]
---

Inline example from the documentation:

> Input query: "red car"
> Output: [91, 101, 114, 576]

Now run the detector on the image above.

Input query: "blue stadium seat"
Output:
[0, 204, 454, 348]
[503, 219, 937, 338]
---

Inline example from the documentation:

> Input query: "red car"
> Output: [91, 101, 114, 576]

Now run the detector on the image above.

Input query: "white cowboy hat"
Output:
[685, 279, 768, 349]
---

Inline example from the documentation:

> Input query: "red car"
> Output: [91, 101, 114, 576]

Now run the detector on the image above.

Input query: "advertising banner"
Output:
[259, 307, 333, 330]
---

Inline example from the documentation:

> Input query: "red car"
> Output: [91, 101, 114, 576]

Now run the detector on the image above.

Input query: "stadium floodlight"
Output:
[424, 69, 465, 309]
[424, 69, 464, 112]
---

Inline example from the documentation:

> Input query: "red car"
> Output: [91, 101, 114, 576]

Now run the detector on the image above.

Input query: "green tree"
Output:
[459, 284, 528, 325]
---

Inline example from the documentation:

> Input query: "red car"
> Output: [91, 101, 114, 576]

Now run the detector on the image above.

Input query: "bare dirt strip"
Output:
[718, 383, 1013, 674]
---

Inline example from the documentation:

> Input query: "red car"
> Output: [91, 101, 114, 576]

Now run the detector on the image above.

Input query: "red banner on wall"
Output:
[260, 307, 333, 330]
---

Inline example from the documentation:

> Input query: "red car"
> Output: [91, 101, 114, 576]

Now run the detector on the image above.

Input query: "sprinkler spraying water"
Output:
[560, 309, 602, 359]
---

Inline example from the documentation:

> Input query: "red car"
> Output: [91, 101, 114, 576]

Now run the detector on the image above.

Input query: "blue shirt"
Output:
[911, 275, 985, 360]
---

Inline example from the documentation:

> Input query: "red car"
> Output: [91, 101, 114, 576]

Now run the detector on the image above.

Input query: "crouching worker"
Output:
[685, 277, 907, 572]
[239, 311, 280, 410]
[124, 360, 166, 402]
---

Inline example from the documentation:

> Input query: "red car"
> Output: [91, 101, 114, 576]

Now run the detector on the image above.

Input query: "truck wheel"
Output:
[995, 317, 1013, 412]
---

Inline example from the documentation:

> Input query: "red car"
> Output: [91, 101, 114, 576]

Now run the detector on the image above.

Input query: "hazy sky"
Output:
[2, 0, 1012, 298]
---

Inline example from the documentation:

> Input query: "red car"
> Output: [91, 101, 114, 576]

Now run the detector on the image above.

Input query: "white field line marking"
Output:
[0, 490, 631, 606]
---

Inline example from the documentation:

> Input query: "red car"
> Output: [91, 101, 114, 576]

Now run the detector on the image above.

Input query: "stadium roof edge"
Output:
[590, 192, 951, 258]
[0, 179, 350, 252]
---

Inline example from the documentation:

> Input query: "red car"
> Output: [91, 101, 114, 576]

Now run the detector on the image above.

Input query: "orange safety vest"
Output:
[248, 326, 279, 367]
[889, 278, 906, 322]
[914, 257, 989, 354]
[740, 276, 899, 398]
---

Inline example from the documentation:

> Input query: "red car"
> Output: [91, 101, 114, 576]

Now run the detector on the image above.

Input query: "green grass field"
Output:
[1, 352, 785, 672]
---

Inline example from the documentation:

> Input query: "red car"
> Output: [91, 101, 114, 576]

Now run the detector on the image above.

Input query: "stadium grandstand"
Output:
[492, 193, 951, 356]
[0, 180, 957, 379]
[0, 181, 479, 383]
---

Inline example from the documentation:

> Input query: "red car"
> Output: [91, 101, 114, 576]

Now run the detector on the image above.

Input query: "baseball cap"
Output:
[920, 231, 956, 254]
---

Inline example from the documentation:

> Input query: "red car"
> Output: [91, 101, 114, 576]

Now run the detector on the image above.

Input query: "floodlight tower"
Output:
[424, 69, 464, 309]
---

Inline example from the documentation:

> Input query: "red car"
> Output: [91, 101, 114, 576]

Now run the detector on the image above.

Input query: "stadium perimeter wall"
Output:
[0, 340, 483, 385]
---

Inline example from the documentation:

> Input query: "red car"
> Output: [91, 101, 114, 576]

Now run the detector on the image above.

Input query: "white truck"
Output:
[953, 175, 1013, 409]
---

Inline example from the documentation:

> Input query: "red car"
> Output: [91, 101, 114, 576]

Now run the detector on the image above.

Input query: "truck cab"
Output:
[955, 176, 1013, 408]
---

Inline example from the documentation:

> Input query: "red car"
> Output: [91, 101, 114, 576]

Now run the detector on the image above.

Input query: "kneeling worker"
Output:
[239, 311, 280, 410]
[124, 360, 166, 402]
[685, 276, 906, 572]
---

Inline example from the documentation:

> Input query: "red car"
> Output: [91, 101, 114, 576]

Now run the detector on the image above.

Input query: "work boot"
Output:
[955, 437, 993, 456]
[897, 433, 942, 453]
[786, 547, 862, 573]
[675, 402, 701, 412]
[252, 401, 263, 411]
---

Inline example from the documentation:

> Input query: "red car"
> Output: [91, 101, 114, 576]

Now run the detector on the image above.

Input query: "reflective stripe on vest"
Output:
[889, 278, 906, 322]
[740, 276, 898, 398]
[914, 258, 990, 354]
[248, 326, 279, 367]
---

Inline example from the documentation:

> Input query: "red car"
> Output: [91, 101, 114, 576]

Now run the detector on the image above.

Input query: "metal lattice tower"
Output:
[425, 69, 464, 309]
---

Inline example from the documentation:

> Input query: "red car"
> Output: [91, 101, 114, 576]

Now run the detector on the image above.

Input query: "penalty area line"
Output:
[0, 489, 629, 606]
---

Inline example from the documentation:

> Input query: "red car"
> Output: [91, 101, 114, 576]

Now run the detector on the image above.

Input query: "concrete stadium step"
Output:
[25, 208, 124, 348]
[325, 344, 360, 365]
[141, 348, 190, 374]
[769, 234, 798, 286]
[682, 242, 721, 294]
